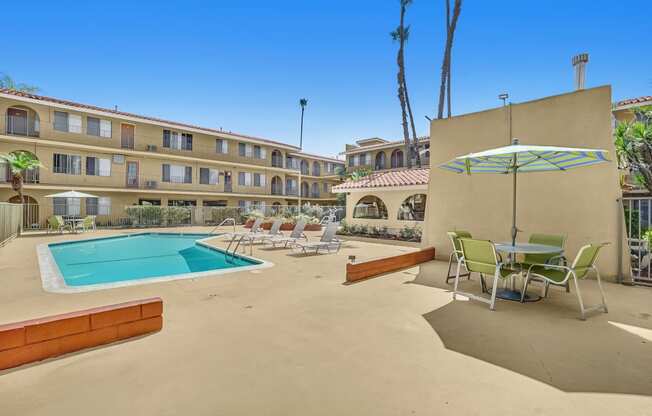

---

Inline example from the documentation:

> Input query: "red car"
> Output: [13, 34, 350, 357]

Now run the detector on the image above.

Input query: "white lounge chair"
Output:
[247, 219, 284, 244]
[222, 217, 263, 240]
[264, 219, 308, 248]
[292, 222, 342, 254]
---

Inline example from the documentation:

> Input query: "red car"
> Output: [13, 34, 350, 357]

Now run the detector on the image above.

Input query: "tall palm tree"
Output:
[437, 0, 462, 119]
[0, 73, 39, 93]
[0, 151, 43, 203]
[391, 0, 414, 169]
[299, 98, 308, 149]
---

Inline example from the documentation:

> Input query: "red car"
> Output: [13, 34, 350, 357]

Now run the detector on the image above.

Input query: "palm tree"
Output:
[391, 0, 413, 169]
[0, 151, 43, 203]
[614, 116, 652, 192]
[437, 0, 462, 119]
[0, 73, 39, 93]
[299, 98, 308, 149]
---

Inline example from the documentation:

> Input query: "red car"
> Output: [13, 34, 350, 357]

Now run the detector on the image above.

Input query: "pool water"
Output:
[48, 233, 259, 286]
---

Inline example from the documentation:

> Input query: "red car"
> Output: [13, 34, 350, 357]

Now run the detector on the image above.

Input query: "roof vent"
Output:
[572, 53, 589, 90]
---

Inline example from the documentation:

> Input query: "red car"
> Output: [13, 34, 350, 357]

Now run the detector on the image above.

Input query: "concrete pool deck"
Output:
[1, 227, 651, 415]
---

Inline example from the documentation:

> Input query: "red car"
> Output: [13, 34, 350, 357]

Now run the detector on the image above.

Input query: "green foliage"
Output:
[614, 115, 652, 192]
[0, 73, 39, 93]
[399, 224, 422, 241]
[208, 207, 243, 225]
[0, 151, 43, 174]
[348, 167, 372, 181]
[125, 206, 191, 227]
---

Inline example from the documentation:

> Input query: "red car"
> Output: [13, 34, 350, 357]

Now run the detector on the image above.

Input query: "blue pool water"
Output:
[49, 233, 259, 286]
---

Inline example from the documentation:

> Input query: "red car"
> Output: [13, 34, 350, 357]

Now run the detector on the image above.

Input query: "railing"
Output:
[5, 115, 40, 137]
[0, 203, 22, 247]
[286, 186, 298, 196]
[621, 196, 652, 285]
[18, 204, 345, 230]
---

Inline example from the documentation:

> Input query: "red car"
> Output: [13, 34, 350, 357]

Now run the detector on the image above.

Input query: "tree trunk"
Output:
[445, 0, 452, 118]
[396, 6, 412, 169]
[437, 0, 462, 119]
[11, 173, 23, 203]
[403, 80, 421, 168]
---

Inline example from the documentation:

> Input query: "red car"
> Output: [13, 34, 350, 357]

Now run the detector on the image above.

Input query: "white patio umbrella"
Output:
[44, 190, 98, 199]
[439, 138, 610, 245]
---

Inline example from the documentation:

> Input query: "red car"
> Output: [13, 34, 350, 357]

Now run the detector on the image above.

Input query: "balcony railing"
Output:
[285, 186, 298, 196]
[2, 167, 40, 184]
[271, 186, 284, 195]
[5, 115, 40, 137]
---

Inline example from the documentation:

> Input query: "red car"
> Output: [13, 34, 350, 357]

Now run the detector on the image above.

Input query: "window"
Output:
[200, 167, 219, 185]
[300, 160, 309, 175]
[162, 164, 192, 183]
[312, 162, 321, 176]
[311, 182, 319, 197]
[0, 160, 7, 182]
[253, 173, 266, 187]
[53, 111, 68, 132]
[375, 152, 386, 170]
[391, 149, 404, 169]
[238, 172, 253, 186]
[163, 130, 192, 150]
[85, 157, 111, 176]
[348, 156, 354, 167]
[87, 117, 112, 138]
[53, 154, 81, 175]
[286, 156, 299, 170]
[286, 178, 297, 195]
[323, 183, 329, 193]
[239, 143, 255, 158]
[271, 150, 283, 167]
[238, 200, 263, 211]
[168, 199, 196, 207]
[216, 138, 228, 154]
[253, 145, 267, 159]
[397, 194, 427, 221]
[53, 197, 81, 216]
[86, 197, 111, 215]
[353, 195, 388, 219]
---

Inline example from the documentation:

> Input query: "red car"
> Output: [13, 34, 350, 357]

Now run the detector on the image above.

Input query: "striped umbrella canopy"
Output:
[439, 138, 609, 244]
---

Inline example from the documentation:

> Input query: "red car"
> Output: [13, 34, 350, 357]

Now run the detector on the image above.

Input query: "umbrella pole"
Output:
[511, 160, 518, 246]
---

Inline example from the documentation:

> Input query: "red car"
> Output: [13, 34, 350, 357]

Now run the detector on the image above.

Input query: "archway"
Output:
[6, 106, 40, 137]
[391, 149, 404, 169]
[311, 182, 320, 198]
[271, 176, 283, 195]
[312, 161, 321, 176]
[353, 195, 388, 219]
[375, 152, 386, 170]
[8, 195, 39, 228]
[271, 150, 283, 168]
[301, 181, 310, 197]
[300, 160, 309, 175]
[397, 194, 427, 221]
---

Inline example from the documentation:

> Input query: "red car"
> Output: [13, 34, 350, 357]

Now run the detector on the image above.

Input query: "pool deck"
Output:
[1, 227, 652, 415]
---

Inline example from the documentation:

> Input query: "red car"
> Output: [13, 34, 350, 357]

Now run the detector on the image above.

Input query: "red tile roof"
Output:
[615, 96, 652, 108]
[332, 168, 430, 191]
[0, 88, 300, 150]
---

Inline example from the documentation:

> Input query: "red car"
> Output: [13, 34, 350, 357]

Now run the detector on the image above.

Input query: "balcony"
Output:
[271, 186, 284, 196]
[5, 115, 40, 137]
[285, 186, 298, 196]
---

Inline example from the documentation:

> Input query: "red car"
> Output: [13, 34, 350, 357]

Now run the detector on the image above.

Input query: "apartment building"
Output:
[342, 136, 429, 172]
[0, 89, 344, 225]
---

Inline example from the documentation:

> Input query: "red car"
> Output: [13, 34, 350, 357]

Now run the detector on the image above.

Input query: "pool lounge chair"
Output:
[247, 219, 284, 243]
[292, 222, 341, 254]
[521, 243, 608, 320]
[453, 238, 520, 311]
[264, 219, 308, 248]
[222, 217, 264, 240]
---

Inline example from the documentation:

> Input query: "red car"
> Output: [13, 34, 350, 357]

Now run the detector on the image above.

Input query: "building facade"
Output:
[0, 89, 344, 226]
[342, 136, 429, 173]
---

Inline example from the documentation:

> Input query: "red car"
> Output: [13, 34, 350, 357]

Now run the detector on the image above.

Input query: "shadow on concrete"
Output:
[414, 260, 652, 395]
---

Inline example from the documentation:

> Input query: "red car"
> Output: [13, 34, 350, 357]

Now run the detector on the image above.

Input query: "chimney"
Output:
[572, 53, 589, 90]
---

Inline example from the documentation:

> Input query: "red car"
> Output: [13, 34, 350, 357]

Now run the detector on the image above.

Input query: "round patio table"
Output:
[493, 242, 564, 302]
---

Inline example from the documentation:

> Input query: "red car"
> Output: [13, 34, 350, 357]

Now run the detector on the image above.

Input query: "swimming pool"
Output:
[37, 233, 271, 293]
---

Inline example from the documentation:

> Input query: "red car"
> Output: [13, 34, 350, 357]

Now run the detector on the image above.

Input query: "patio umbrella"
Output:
[44, 190, 98, 199]
[439, 138, 609, 245]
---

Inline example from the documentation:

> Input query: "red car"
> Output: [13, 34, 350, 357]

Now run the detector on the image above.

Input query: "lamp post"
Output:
[298, 98, 308, 208]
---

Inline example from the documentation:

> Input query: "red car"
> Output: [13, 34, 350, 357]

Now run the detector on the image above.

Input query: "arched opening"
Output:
[312, 161, 321, 176]
[311, 182, 320, 198]
[397, 194, 427, 221]
[271, 176, 283, 195]
[6, 106, 40, 137]
[271, 150, 284, 168]
[271, 201, 282, 214]
[300, 160, 309, 175]
[0, 150, 40, 184]
[391, 149, 404, 169]
[8, 195, 39, 228]
[353, 195, 388, 219]
[301, 181, 310, 197]
[375, 152, 386, 170]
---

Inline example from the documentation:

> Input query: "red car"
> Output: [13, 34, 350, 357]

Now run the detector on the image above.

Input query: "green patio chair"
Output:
[76, 216, 96, 232]
[47, 215, 71, 234]
[454, 238, 519, 311]
[520, 233, 569, 293]
[446, 230, 472, 283]
[521, 243, 609, 320]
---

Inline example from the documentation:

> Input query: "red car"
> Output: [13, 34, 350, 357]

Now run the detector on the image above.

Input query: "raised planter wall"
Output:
[345, 247, 436, 283]
[0, 298, 163, 371]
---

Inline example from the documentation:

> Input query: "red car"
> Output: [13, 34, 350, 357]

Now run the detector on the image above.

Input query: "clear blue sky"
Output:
[2, 0, 650, 158]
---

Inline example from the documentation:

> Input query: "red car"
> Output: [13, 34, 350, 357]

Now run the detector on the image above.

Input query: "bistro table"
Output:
[493, 242, 564, 302]
[64, 217, 85, 234]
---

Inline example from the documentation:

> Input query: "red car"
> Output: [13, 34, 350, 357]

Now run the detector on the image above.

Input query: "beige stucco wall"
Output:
[423, 85, 626, 279]
[343, 187, 427, 233]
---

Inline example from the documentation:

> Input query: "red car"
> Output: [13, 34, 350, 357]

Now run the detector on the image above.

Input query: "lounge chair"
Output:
[521, 243, 608, 320]
[292, 222, 342, 254]
[246, 219, 284, 244]
[446, 230, 472, 283]
[264, 219, 308, 248]
[47, 215, 71, 234]
[453, 238, 520, 310]
[519, 233, 568, 292]
[222, 217, 263, 240]
[75, 215, 96, 233]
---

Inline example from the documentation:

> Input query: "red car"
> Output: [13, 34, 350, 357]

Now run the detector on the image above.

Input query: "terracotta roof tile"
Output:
[0, 88, 300, 150]
[615, 96, 652, 108]
[332, 168, 429, 191]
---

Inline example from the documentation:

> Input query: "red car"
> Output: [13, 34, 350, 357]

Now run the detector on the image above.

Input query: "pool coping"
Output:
[36, 232, 274, 293]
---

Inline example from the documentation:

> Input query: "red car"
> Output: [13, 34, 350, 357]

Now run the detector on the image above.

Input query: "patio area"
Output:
[0, 227, 651, 415]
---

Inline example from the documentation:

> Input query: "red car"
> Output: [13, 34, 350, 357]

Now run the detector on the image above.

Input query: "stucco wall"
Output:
[344, 187, 427, 233]
[423, 86, 626, 279]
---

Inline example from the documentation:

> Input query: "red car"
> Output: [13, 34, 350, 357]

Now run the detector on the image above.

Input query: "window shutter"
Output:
[100, 119, 112, 138]
[260, 174, 266, 187]
[87, 117, 100, 136]
[239, 143, 246, 157]
[71, 156, 82, 174]
[99, 158, 111, 176]
[209, 169, 219, 184]
[99, 197, 111, 215]
[86, 157, 96, 176]
[67, 197, 81, 215]
[68, 114, 82, 133]
[184, 166, 192, 183]
[238, 172, 245, 185]
[163, 130, 171, 147]
[162, 164, 170, 182]
[200, 168, 209, 184]
[253, 173, 260, 187]
[260, 148, 266, 159]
